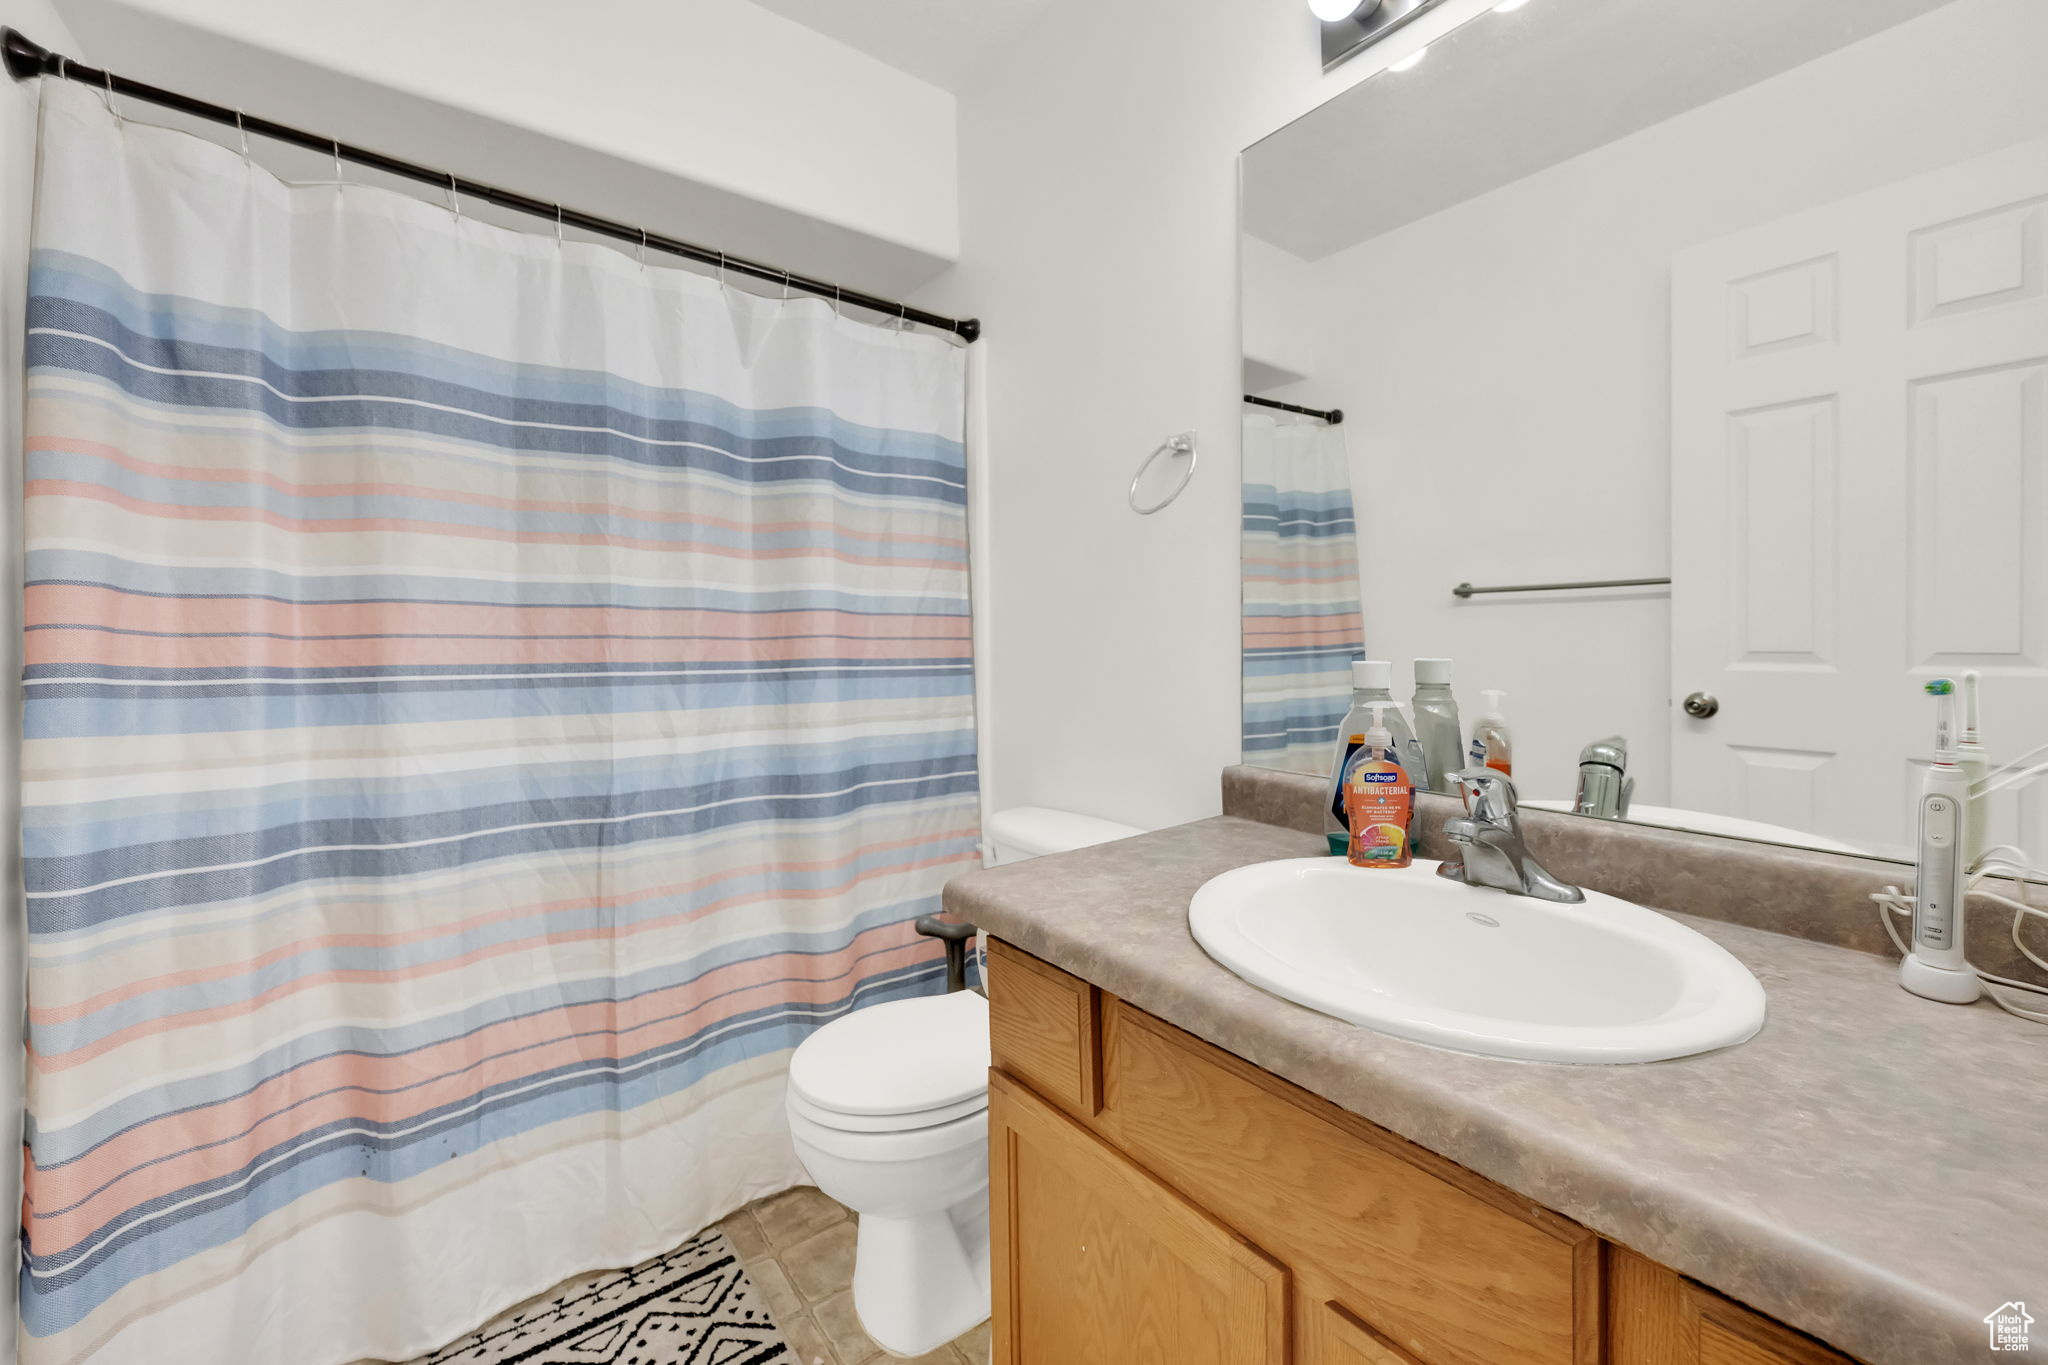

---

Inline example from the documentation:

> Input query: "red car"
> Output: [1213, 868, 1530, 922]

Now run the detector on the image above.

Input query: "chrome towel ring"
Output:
[1129, 431, 1197, 515]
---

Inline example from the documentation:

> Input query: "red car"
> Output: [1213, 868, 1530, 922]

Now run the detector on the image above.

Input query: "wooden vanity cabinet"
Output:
[985, 939, 1858, 1365]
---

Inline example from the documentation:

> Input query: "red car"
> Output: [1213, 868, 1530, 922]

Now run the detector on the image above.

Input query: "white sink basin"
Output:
[1189, 858, 1765, 1064]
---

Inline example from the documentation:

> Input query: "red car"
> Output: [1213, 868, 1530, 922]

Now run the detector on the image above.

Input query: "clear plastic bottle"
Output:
[1411, 658, 1464, 796]
[1322, 660, 1429, 855]
[1467, 689, 1512, 777]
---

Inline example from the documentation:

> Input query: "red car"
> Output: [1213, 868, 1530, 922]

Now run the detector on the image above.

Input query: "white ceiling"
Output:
[747, 0, 1058, 91]
[1244, 0, 1962, 260]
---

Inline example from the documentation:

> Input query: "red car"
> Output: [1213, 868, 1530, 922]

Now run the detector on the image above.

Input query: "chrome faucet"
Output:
[1574, 735, 1634, 819]
[1436, 769, 1584, 903]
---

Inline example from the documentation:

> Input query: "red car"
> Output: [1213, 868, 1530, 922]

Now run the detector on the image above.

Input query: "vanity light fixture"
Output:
[1315, 0, 1449, 70]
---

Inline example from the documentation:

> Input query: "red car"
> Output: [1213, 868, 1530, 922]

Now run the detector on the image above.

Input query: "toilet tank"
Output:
[985, 806, 1146, 865]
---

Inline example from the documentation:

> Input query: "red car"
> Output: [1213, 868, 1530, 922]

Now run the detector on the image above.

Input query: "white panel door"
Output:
[1671, 136, 2048, 858]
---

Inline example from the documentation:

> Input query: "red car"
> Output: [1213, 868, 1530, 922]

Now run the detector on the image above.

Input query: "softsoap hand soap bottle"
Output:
[1323, 660, 1428, 855]
[1343, 704, 1416, 869]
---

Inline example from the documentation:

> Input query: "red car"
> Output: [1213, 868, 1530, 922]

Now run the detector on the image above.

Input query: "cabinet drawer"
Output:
[987, 939, 1101, 1116]
[1691, 1282, 1855, 1365]
[1607, 1246, 1854, 1365]
[1101, 998, 1598, 1365]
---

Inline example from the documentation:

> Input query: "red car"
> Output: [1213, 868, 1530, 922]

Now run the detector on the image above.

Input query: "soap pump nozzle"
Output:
[1365, 702, 1393, 754]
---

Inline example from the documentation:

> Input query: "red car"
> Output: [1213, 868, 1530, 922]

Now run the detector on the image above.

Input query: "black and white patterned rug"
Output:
[417, 1228, 789, 1365]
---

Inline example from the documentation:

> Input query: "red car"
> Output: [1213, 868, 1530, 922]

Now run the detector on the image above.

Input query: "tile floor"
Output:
[718, 1186, 990, 1365]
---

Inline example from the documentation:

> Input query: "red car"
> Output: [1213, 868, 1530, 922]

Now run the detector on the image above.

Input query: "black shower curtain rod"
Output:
[1, 27, 982, 343]
[1243, 394, 1342, 424]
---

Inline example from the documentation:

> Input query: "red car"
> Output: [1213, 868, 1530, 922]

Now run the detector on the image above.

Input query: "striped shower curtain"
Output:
[18, 82, 977, 1365]
[1240, 414, 1363, 774]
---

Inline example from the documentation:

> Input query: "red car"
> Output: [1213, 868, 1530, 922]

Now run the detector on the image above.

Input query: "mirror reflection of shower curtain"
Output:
[1240, 414, 1363, 774]
[18, 82, 978, 1365]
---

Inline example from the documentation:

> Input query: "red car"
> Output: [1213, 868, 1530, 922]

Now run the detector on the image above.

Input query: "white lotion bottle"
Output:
[1467, 689, 1512, 776]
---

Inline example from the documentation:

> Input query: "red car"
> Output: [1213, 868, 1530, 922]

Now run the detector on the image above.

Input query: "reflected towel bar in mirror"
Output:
[1452, 577, 1672, 598]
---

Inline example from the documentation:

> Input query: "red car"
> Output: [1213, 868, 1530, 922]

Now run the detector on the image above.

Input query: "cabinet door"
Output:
[1312, 1301, 1431, 1365]
[1607, 1247, 1854, 1365]
[1102, 999, 1597, 1365]
[990, 1070, 1288, 1365]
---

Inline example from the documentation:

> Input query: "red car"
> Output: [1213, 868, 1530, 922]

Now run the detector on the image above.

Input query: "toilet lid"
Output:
[788, 990, 989, 1119]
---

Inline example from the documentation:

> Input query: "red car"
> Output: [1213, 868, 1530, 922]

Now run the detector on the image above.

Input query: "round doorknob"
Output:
[1683, 691, 1720, 719]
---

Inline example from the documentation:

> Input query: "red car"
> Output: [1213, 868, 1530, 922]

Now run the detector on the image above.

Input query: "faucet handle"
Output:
[1451, 767, 1519, 825]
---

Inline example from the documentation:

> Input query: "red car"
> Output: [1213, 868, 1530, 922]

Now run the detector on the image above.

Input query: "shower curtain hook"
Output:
[100, 68, 122, 123]
[832, 285, 843, 320]
[716, 251, 727, 294]
[780, 270, 792, 303]
[554, 204, 564, 247]
[235, 110, 250, 165]
[331, 140, 344, 189]
[637, 229, 648, 270]
[445, 172, 461, 221]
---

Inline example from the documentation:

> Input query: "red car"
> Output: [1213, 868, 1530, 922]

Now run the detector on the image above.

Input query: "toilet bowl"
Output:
[786, 989, 992, 1357]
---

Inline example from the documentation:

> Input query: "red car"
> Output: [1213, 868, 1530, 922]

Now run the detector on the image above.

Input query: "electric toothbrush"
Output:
[1899, 678, 1982, 1004]
[1954, 670, 1989, 865]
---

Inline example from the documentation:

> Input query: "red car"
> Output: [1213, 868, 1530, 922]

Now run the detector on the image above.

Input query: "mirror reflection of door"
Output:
[1671, 137, 2048, 860]
[1238, 0, 2048, 861]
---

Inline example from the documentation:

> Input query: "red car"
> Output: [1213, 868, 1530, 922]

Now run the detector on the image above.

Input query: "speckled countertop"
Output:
[945, 814, 2048, 1365]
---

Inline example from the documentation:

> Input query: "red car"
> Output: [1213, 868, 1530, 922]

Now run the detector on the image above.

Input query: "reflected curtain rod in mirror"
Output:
[1243, 394, 1343, 424]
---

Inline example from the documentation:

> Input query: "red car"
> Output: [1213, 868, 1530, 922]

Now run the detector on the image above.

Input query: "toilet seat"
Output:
[788, 1087, 987, 1134]
[788, 990, 990, 1133]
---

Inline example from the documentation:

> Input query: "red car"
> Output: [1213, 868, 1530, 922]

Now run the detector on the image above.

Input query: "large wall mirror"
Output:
[1239, 0, 2047, 861]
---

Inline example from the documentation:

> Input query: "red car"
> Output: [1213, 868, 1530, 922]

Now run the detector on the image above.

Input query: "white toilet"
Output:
[785, 804, 1143, 1356]
[985, 805, 1148, 865]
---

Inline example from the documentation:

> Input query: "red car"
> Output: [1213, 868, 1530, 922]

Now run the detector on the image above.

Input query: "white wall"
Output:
[0, 15, 82, 1361]
[1241, 233, 1322, 393]
[51, 0, 961, 295]
[1268, 0, 2048, 806]
[912, 0, 1496, 831]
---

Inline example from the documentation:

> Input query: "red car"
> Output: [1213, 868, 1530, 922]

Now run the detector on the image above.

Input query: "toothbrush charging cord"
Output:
[1973, 758, 2048, 801]
[1872, 860, 2048, 1025]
